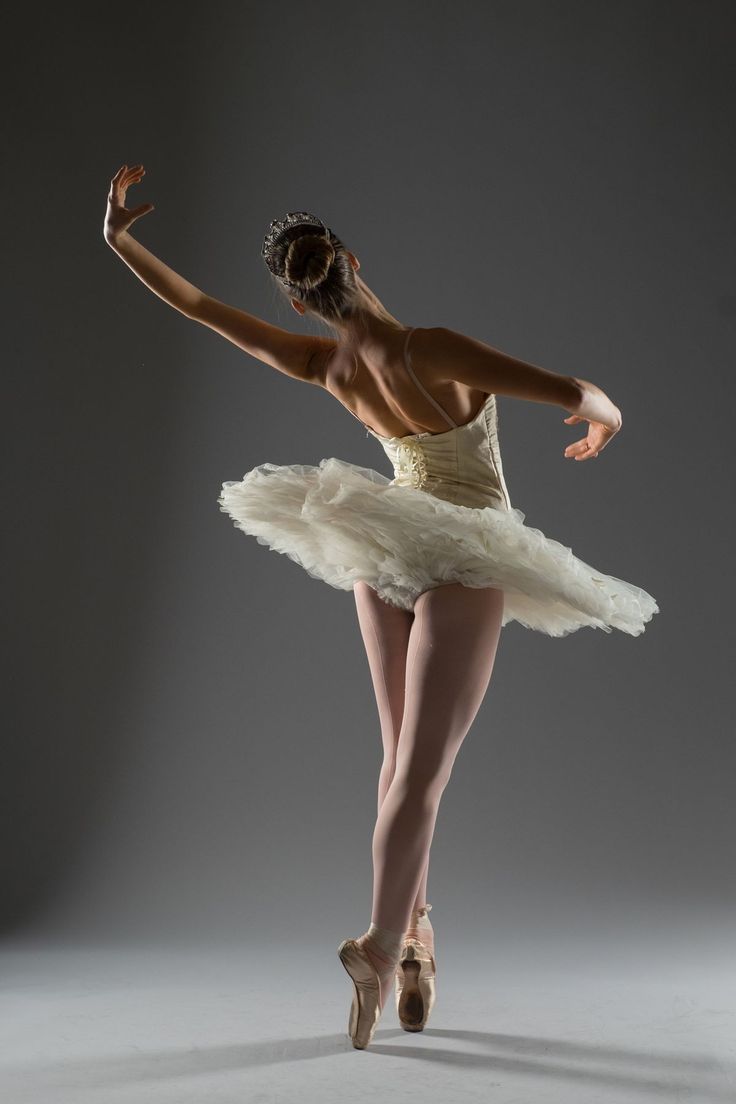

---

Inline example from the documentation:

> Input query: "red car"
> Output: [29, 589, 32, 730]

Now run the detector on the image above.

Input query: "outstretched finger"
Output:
[114, 168, 144, 203]
[115, 164, 140, 188]
[124, 169, 145, 187]
[129, 202, 154, 219]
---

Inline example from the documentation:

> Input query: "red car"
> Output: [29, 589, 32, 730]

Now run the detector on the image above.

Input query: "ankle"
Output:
[410, 902, 432, 921]
[406, 902, 434, 952]
[407, 902, 433, 930]
[358, 922, 404, 972]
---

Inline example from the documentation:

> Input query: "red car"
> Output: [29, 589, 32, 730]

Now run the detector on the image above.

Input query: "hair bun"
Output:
[284, 233, 336, 292]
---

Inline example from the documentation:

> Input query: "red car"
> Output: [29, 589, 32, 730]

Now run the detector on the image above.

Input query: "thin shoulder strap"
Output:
[403, 328, 457, 428]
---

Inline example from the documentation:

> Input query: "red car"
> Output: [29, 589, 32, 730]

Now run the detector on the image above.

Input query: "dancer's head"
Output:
[261, 211, 361, 327]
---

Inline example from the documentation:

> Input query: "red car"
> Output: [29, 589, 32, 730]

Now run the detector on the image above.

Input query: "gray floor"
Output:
[2, 935, 734, 1103]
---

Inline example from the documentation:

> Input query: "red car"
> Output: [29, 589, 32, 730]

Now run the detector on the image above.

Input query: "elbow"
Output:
[182, 291, 207, 322]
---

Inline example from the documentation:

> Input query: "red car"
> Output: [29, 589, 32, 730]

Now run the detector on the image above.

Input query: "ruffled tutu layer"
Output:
[218, 457, 659, 638]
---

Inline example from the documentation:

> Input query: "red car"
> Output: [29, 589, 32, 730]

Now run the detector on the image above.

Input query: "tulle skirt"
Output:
[218, 457, 659, 638]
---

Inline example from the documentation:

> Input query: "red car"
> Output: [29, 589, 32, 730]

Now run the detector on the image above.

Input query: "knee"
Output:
[380, 751, 398, 782]
[393, 757, 453, 804]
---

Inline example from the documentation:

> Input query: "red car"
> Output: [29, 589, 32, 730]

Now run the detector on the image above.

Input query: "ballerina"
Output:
[104, 168, 658, 1049]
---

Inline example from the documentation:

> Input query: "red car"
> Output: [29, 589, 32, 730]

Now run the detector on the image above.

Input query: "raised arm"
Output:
[415, 326, 622, 461]
[103, 164, 323, 385]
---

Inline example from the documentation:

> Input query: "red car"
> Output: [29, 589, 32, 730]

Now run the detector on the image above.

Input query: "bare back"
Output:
[319, 327, 488, 439]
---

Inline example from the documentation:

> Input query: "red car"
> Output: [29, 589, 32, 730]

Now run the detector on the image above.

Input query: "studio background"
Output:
[5, 0, 733, 962]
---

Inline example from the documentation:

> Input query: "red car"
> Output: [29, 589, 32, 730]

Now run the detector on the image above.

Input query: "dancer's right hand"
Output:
[103, 164, 155, 244]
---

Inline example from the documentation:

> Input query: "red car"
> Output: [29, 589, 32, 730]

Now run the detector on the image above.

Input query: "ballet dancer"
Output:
[104, 172, 658, 1049]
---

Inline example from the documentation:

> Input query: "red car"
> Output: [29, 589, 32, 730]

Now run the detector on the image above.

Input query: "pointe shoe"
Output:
[395, 910, 436, 1032]
[337, 938, 384, 1049]
[395, 939, 436, 1030]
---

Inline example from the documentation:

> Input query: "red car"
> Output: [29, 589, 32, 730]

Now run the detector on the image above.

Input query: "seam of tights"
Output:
[360, 604, 401, 760]
[403, 606, 424, 722]
[363, 602, 393, 725]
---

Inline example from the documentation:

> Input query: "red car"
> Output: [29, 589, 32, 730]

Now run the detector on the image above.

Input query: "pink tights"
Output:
[353, 581, 505, 941]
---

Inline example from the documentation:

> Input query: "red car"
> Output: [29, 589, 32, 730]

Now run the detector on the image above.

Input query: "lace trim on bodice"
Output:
[394, 439, 431, 489]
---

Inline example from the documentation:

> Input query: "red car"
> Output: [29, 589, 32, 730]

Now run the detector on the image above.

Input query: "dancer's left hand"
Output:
[563, 415, 619, 461]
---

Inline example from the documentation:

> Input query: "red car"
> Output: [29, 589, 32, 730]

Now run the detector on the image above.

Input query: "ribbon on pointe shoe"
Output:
[411, 903, 432, 921]
[405, 902, 434, 957]
[362, 922, 405, 969]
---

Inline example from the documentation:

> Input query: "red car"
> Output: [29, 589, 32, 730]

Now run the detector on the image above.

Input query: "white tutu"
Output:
[218, 456, 659, 638]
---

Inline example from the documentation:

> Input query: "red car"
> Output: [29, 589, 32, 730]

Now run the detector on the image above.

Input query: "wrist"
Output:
[567, 376, 586, 415]
[104, 228, 128, 250]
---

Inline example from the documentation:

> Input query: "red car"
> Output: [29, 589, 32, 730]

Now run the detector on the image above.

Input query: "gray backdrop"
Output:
[4, 0, 734, 954]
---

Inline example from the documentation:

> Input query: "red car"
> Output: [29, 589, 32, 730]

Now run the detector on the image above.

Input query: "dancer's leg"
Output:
[370, 583, 504, 945]
[353, 581, 413, 811]
[353, 581, 431, 1005]
[353, 582, 432, 921]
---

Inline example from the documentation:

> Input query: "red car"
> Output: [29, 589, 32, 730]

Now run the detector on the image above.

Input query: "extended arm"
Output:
[415, 326, 622, 460]
[106, 228, 202, 317]
[103, 164, 323, 384]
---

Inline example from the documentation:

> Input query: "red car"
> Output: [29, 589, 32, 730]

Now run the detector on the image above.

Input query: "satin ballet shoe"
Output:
[395, 937, 436, 1031]
[337, 938, 384, 1049]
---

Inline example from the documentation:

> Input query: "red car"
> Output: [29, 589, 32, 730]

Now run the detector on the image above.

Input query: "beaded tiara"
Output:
[261, 211, 332, 289]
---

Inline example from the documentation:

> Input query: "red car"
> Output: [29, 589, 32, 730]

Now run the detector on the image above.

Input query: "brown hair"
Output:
[263, 216, 359, 324]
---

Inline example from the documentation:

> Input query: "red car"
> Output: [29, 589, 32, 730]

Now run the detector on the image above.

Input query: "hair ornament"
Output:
[262, 211, 332, 287]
